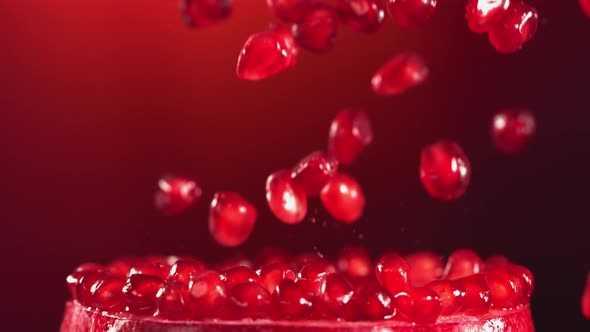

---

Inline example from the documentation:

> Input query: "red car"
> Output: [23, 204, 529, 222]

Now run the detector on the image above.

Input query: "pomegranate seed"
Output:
[371, 52, 429, 96]
[256, 263, 297, 293]
[291, 151, 338, 197]
[336, 0, 386, 33]
[122, 274, 166, 314]
[267, 0, 310, 22]
[386, 0, 437, 29]
[107, 258, 136, 279]
[229, 282, 273, 318]
[425, 280, 466, 316]
[375, 253, 410, 296]
[154, 176, 202, 215]
[316, 273, 354, 316]
[328, 109, 373, 166]
[76, 271, 110, 306]
[491, 108, 535, 155]
[581, 0, 590, 18]
[208, 192, 257, 247]
[273, 279, 313, 318]
[352, 275, 379, 293]
[508, 264, 534, 304]
[222, 266, 261, 288]
[236, 30, 297, 81]
[292, 251, 325, 270]
[180, 0, 232, 28]
[292, 5, 339, 53]
[66, 263, 103, 298]
[168, 259, 207, 285]
[456, 274, 491, 315]
[297, 260, 337, 296]
[320, 173, 365, 223]
[394, 287, 442, 324]
[357, 283, 396, 320]
[484, 254, 511, 271]
[489, 1, 539, 54]
[484, 269, 519, 309]
[188, 270, 228, 319]
[465, 0, 510, 33]
[128, 263, 170, 281]
[582, 271, 590, 319]
[255, 247, 292, 267]
[337, 245, 372, 279]
[406, 251, 444, 287]
[155, 282, 192, 320]
[420, 140, 471, 201]
[443, 249, 483, 280]
[91, 275, 125, 312]
[269, 24, 299, 67]
[266, 170, 308, 224]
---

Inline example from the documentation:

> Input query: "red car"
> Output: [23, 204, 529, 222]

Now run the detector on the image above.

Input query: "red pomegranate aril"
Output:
[406, 251, 444, 287]
[208, 192, 257, 247]
[465, 0, 510, 33]
[222, 266, 261, 288]
[394, 287, 442, 324]
[107, 258, 136, 279]
[76, 271, 110, 306]
[337, 245, 372, 279]
[328, 109, 373, 166]
[582, 271, 590, 319]
[484, 254, 511, 271]
[256, 263, 297, 294]
[189, 270, 228, 319]
[320, 173, 365, 223]
[122, 274, 166, 313]
[316, 273, 354, 316]
[357, 283, 396, 320]
[491, 109, 536, 155]
[375, 253, 410, 296]
[168, 259, 207, 285]
[508, 264, 534, 303]
[255, 246, 292, 267]
[420, 140, 471, 201]
[267, 0, 310, 23]
[229, 282, 273, 318]
[425, 280, 466, 316]
[582, 0, 590, 18]
[128, 263, 170, 281]
[269, 24, 299, 68]
[489, 1, 539, 53]
[336, 0, 386, 33]
[292, 5, 339, 53]
[66, 263, 103, 297]
[154, 176, 202, 215]
[180, 0, 232, 28]
[386, 0, 437, 29]
[291, 151, 338, 197]
[371, 53, 429, 96]
[236, 31, 296, 81]
[485, 270, 519, 309]
[273, 279, 313, 318]
[297, 260, 337, 296]
[443, 249, 483, 280]
[457, 274, 491, 315]
[266, 170, 308, 224]
[155, 282, 192, 320]
[91, 275, 125, 311]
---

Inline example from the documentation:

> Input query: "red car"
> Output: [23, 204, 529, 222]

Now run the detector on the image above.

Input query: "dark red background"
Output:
[1, 0, 589, 330]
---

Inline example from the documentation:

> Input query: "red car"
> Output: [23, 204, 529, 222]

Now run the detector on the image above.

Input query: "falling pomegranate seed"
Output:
[274, 279, 313, 318]
[582, 271, 590, 319]
[336, 0, 386, 33]
[91, 275, 125, 312]
[236, 30, 297, 81]
[154, 175, 202, 215]
[320, 173, 365, 223]
[425, 280, 466, 316]
[394, 287, 442, 324]
[375, 253, 410, 296]
[66, 263, 103, 298]
[357, 283, 396, 320]
[222, 266, 261, 288]
[128, 263, 170, 281]
[167, 259, 207, 285]
[406, 251, 444, 287]
[508, 264, 534, 304]
[484, 269, 519, 309]
[267, 0, 310, 22]
[229, 282, 273, 318]
[292, 151, 338, 197]
[386, 0, 437, 29]
[443, 249, 483, 280]
[292, 5, 339, 53]
[328, 109, 373, 166]
[154, 282, 192, 320]
[491, 108, 536, 155]
[420, 140, 471, 201]
[581, 0, 590, 18]
[122, 274, 166, 314]
[254, 247, 292, 267]
[269, 24, 299, 67]
[456, 274, 491, 315]
[256, 263, 297, 294]
[188, 270, 228, 319]
[180, 0, 232, 28]
[371, 52, 429, 96]
[489, 1, 539, 53]
[337, 245, 373, 279]
[76, 271, 110, 306]
[465, 0, 510, 33]
[316, 273, 354, 317]
[208, 192, 257, 247]
[266, 170, 308, 224]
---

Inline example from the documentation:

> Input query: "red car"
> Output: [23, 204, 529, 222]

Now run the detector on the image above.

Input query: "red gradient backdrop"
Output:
[0, 0, 589, 330]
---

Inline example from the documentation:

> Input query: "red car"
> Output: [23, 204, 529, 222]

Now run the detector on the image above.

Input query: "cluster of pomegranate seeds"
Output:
[154, 175, 202, 215]
[181, 0, 232, 28]
[419, 140, 471, 201]
[208, 192, 257, 247]
[371, 52, 429, 96]
[491, 108, 536, 155]
[387, 0, 438, 29]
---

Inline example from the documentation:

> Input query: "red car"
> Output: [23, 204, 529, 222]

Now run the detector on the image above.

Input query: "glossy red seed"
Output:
[316, 273, 354, 316]
[371, 52, 429, 96]
[236, 31, 296, 81]
[420, 140, 471, 201]
[180, 0, 232, 28]
[297, 260, 337, 296]
[582, 271, 590, 319]
[581, 0, 590, 18]
[155, 282, 192, 320]
[291, 151, 338, 197]
[491, 109, 535, 155]
[443, 249, 483, 280]
[91, 276, 125, 311]
[425, 280, 466, 316]
[188, 270, 228, 319]
[223, 266, 261, 288]
[457, 274, 491, 315]
[256, 263, 297, 294]
[394, 287, 442, 324]
[269, 24, 299, 68]
[66, 263, 103, 298]
[154, 176, 202, 215]
[168, 259, 207, 285]
[336, 0, 386, 33]
[255, 247, 292, 267]
[292, 5, 338, 53]
[328, 109, 373, 166]
[107, 258, 136, 279]
[208, 192, 257, 247]
[509, 265, 534, 303]
[386, 0, 437, 29]
[273, 279, 313, 318]
[266, 170, 308, 224]
[337, 245, 372, 279]
[128, 263, 170, 281]
[229, 282, 273, 318]
[76, 271, 110, 306]
[267, 0, 310, 22]
[357, 283, 396, 320]
[122, 274, 166, 313]
[484, 255, 511, 271]
[375, 253, 410, 296]
[465, 0, 510, 33]
[320, 173, 365, 223]
[406, 251, 444, 287]
[485, 270, 519, 309]
[489, 1, 539, 53]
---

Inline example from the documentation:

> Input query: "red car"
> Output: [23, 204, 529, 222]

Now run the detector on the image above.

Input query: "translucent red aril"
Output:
[485, 270, 519, 309]
[128, 263, 170, 280]
[291, 151, 338, 197]
[256, 263, 297, 293]
[236, 30, 296, 81]
[320, 173, 365, 223]
[371, 53, 429, 96]
[292, 5, 338, 53]
[91, 275, 125, 311]
[168, 259, 206, 284]
[489, 1, 539, 54]
[420, 140, 471, 201]
[582, 271, 590, 319]
[267, 0, 310, 22]
[222, 266, 261, 288]
[386, 0, 437, 29]
[76, 271, 110, 306]
[581, 0, 590, 18]
[443, 249, 483, 280]
[229, 282, 273, 318]
[406, 251, 444, 287]
[457, 274, 491, 315]
[273, 279, 313, 318]
[425, 280, 466, 316]
[107, 258, 136, 279]
[509, 264, 534, 303]
[188, 270, 228, 319]
[491, 109, 536, 155]
[208, 192, 257, 247]
[66, 263, 103, 297]
[328, 109, 373, 166]
[292, 251, 325, 269]
[356, 283, 396, 320]
[394, 287, 442, 324]
[484, 254, 511, 271]
[465, 0, 510, 33]
[122, 274, 166, 313]
[155, 282, 192, 320]
[265, 170, 308, 224]
[269, 24, 299, 68]
[336, 0, 386, 33]
[337, 245, 372, 279]
[316, 273, 354, 315]
[375, 253, 410, 296]
[154, 176, 202, 215]
[180, 0, 232, 28]
[297, 260, 337, 296]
